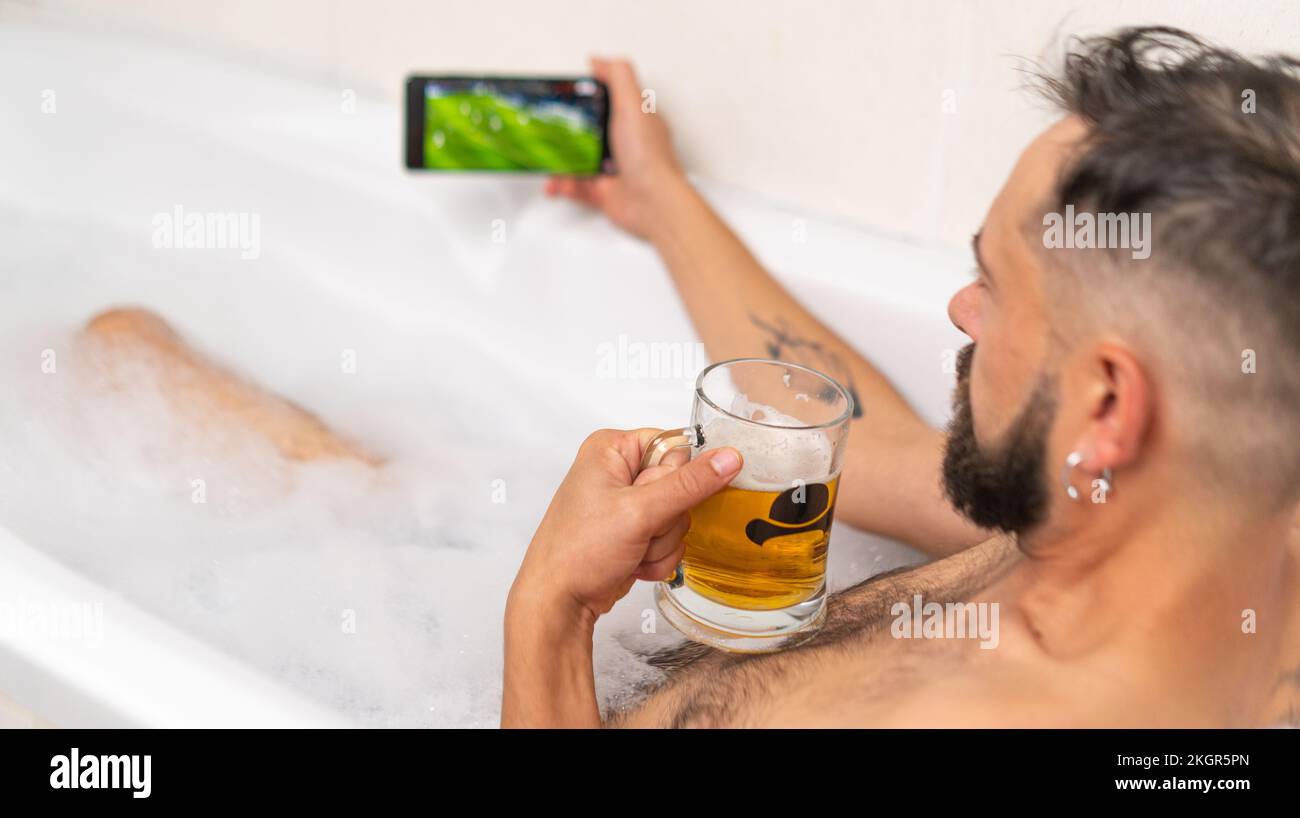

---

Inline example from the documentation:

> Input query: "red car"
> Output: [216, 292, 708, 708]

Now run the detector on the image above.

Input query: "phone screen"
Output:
[405, 76, 609, 174]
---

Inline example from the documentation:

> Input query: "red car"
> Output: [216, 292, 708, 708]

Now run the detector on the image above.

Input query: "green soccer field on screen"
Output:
[423, 92, 602, 172]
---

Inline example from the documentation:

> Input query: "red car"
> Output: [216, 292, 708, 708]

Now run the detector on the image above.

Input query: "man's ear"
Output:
[1074, 341, 1152, 475]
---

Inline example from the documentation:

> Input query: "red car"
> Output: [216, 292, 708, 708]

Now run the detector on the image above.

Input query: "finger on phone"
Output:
[579, 177, 611, 207]
[590, 56, 641, 113]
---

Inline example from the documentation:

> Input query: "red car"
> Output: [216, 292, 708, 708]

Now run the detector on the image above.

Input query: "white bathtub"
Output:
[0, 21, 974, 727]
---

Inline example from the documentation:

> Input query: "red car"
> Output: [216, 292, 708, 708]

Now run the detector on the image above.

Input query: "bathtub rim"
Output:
[0, 522, 348, 728]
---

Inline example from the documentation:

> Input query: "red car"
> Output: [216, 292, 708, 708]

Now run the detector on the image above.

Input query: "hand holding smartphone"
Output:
[405, 76, 610, 174]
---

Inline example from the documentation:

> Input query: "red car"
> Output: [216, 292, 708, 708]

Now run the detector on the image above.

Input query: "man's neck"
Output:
[1008, 494, 1296, 709]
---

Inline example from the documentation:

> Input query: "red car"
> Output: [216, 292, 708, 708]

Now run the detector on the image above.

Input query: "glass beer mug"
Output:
[641, 358, 853, 652]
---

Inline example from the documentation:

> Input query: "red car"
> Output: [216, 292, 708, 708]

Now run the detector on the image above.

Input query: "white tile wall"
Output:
[3, 0, 1296, 249]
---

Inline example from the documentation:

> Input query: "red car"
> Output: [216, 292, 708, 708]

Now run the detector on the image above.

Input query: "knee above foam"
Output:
[84, 307, 180, 345]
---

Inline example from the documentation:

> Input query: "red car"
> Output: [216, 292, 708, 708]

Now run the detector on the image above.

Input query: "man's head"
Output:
[942, 27, 1300, 542]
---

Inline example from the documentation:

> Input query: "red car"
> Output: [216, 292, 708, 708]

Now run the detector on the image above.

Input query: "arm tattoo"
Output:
[749, 313, 863, 418]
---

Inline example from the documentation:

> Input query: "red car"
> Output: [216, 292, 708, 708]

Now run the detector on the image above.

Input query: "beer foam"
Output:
[699, 402, 838, 492]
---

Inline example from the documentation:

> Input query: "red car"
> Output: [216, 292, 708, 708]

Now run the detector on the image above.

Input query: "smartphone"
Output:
[405, 75, 610, 174]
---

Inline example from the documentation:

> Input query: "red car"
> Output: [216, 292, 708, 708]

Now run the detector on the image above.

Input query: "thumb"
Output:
[636, 447, 742, 520]
[590, 56, 642, 115]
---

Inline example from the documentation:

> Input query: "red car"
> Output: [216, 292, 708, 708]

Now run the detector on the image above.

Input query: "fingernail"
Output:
[709, 448, 741, 476]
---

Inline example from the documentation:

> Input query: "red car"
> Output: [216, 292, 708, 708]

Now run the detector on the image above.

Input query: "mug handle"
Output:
[638, 425, 703, 587]
[639, 425, 701, 471]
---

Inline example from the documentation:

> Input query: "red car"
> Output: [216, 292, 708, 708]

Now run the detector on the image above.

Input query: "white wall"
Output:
[5, 0, 1296, 248]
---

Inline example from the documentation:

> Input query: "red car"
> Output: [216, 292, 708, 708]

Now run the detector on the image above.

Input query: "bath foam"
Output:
[698, 401, 838, 492]
[0, 322, 662, 728]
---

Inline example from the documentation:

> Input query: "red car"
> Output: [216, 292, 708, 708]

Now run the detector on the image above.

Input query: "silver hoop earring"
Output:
[1062, 450, 1113, 501]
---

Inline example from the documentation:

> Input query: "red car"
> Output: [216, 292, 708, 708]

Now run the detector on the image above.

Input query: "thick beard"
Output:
[941, 344, 1055, 535]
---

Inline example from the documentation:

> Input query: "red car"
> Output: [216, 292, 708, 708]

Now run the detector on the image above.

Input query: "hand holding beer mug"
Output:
[641, 358, 853, 652]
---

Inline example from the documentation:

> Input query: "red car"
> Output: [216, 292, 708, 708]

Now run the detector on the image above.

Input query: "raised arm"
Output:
[547, 59, 988, 556]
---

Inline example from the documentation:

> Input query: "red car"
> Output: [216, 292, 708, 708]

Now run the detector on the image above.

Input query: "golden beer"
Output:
[645, 358, 853, 652]
[682, 476, 839, 610]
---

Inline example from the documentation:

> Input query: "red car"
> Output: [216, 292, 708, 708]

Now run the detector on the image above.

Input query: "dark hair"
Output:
[1034, 27, 1300, 503]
